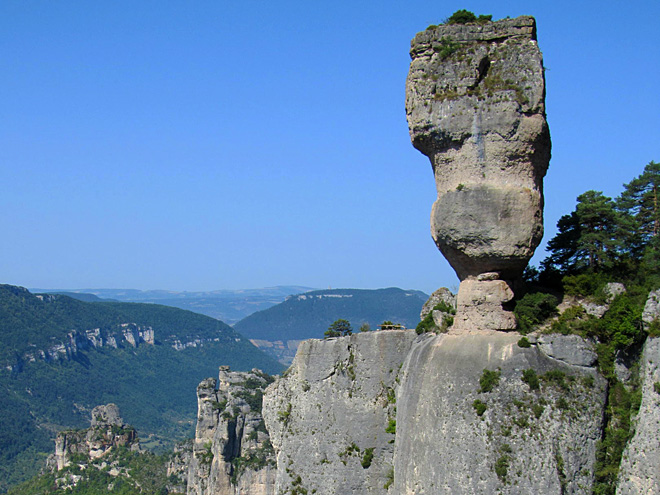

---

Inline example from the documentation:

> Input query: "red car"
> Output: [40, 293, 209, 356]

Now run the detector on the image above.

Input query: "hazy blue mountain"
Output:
[233, 288, 428, 363]
[0, 284, 283, 491]
[48, 291, 114, 302]
[31, 286, 316, 324]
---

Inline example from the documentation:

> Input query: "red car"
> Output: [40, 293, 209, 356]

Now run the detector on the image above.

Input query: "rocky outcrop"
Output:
[394, 332, 605, 494]
[10, 324, 156, 372]
[406, 16, 551, 330]
[47, 404, 139, 472]
[420, 287, 456, 320]
[262, 330, 417, 495]
[262, 331, 610, 494]
[90, 403, 123, 427]
[642, 289, 660, 325]
[616, 337, 660, 494]
[186, 367, 276, 495]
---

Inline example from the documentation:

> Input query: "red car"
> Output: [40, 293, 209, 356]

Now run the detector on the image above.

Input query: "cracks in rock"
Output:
[468, 56, 490, 91]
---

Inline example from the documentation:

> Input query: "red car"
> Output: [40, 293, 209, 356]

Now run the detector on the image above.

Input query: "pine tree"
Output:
[542, 191, 619, 274]
[617, 161, 660, 258]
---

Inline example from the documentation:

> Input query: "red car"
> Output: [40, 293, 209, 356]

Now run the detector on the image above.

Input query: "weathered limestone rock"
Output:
[642, 289, 660, 325]
[186, 368, 276, 495]
[536, 334, 598, 368]
[406, 16, 551, 330]
[262, 331, 417, 495]
[617, 337, 660, 494]
[90, 403, 123, 427]
[394, 332, 607, 494]
[604, 282, 626, 302]
[264, 330, 608, 494]
[420, 287, 456, 320]
[454, 276, 516, 330]
[47, 404, 139, 471]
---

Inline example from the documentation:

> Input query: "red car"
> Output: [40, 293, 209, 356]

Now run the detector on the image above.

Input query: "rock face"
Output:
[47, 404, 139, 472]
[186, 367, 276, 495]
[642, 289, 660, 325]
[262, 331, 611, 494]
[406, 16, 551, 329]
[394, 332, 606, 494]
[90, 403, 123, 427]
[420, 287, 456, 320]
[262, 331, 417, 495]
[616, 337, 660, 494]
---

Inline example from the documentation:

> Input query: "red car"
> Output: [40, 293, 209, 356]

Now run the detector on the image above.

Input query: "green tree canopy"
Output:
[542, 190, 619, 274]
[324, 319, 352, 338]
[617, 161, 660, 256]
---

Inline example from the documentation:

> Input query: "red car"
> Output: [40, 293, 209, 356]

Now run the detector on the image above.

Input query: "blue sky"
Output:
[1, 1, 658, 295]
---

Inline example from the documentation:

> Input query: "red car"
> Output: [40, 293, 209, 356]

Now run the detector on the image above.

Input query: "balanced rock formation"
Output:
[406, 16, 551, 330]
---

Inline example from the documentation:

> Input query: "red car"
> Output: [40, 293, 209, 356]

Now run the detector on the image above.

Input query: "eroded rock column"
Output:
[406, 16, 550, 330]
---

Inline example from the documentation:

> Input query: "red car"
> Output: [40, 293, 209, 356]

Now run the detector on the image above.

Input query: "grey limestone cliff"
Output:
[406, 16, 551, 330]
[394, 332, 606, 494]
[262, 330, 609, 494]
[617, 339, 660, 494]
[186, 367, 276, 495]
[262, 330, 417, 495]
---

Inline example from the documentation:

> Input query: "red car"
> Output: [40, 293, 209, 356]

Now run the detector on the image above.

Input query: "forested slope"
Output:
[0, 285, 282, 492]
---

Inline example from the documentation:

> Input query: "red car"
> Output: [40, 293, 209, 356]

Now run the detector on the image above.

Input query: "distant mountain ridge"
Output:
[31, 286, 316, 325]
[0, 284, 282, 492]
[234, 287, 428, 363]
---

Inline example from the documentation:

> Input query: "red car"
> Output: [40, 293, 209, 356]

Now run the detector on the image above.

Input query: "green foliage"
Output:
[522, 369, 540, 391]
[445, 9, 491, 25]
[540, 161, 660, 291]
[472, 399, 487, 416]
[655, 382, 660, 394]
[550, 305, 599, 336]
[230, 440, 276, 485]
[0, 286, 283, 491]
[360, 447, 374, 469]
[562, 273, 608, 298]
[532, 403, 545, 419]
[542, 191, 620, 274]
[434, 37, 459, 60]
[593, 381, 641, 493]
[494, 455, 510, 482]
[600, 295, 644, 350]
[359, 322, 371, 332]
[517, 337, 531, 348]
[325, 319, 352, 338]
[277, 403, 292, 425]
[617, 161, 660, 258]
[514, 292, 559, 333]
[385, 419, 396, 434]
[447, 9, 477, 24]
[416, 301, 456, 334]
[198, 441, 214, 465]
[415, 313, 435, 334]
[383, 466, 394, 489]
[648, 319, 660, 337]
[534, 161, 660, 491]
[542, 370, 570, 391]
[234, 388, 264, 413]
[8, 443, 175, 495]
[478, 369, 501, 393]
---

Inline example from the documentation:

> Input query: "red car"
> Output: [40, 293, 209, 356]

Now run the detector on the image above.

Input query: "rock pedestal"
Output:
[406, 16, 551, 329]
